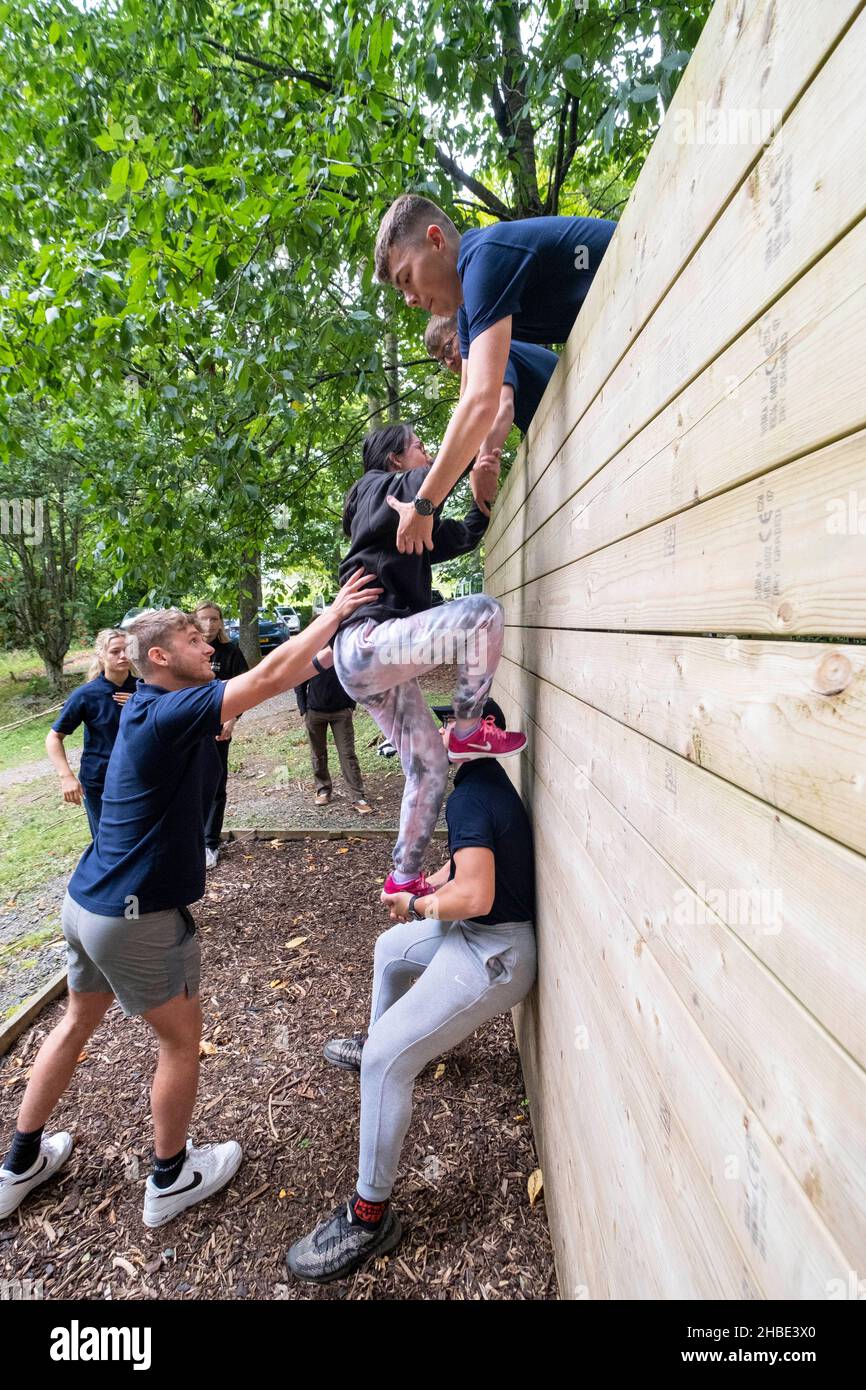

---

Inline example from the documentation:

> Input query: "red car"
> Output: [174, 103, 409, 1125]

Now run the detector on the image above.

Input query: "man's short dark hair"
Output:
[374, 195, 459, 284]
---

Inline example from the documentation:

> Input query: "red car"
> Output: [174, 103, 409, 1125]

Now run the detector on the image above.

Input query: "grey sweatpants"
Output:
[356, 915, 537, 1202]
[333, 595, 504, 877]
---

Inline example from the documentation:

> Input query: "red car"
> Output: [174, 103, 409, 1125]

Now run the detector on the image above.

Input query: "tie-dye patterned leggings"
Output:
[333, 594, 504, 877]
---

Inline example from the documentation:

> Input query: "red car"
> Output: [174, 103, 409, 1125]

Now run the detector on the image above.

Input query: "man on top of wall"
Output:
[374, 194, 616, 552]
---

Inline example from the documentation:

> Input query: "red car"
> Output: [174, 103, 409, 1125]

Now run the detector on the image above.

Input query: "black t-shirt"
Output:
[338, 464, 488, 630]
[208, 639, 248, 681]
[295, 665, 356, 716]
[446, 759, 535, 926]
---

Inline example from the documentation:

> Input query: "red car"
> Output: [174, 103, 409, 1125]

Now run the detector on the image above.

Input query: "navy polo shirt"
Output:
[457, 214, 617, 350]
[51, 673, 138, 789]
[501, 341, 559, 433]
[446, 759, 535, 927]
[68, 678, 225, 917]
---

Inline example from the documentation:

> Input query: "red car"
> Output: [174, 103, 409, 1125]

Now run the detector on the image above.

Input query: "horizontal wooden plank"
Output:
[501, 628, 866, 858]
[492, 654, 866, 1070]
[511, 905, 761, 1298]
[492, 0, 865, 550]
[488, 3, 866, 572]
[488, 430, 866, 636]
[497, 663, 866, 1266]
[507, 740, 857, 1295]
[489, 213, 866, 596]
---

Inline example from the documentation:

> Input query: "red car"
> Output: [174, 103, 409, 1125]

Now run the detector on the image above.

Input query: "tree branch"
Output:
[434, 147, 512, 221]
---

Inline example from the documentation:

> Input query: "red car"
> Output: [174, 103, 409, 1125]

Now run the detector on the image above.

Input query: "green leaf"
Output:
[631, 83, 658, 103]
[111, 154, 130, 188]
[94, 133, 116, 152]
[129, 161, 148, 191]
[48, 20, 61, 44]
[660, 50, 691, 73]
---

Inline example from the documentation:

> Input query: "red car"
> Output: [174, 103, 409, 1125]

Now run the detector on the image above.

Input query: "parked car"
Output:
[274, 604, 301, 634]
[312, 593, 335, 616]
[119, 605, 165, 629]
[226, 610, 288, 656]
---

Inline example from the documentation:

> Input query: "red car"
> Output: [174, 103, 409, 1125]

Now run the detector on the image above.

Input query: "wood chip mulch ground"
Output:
[0, 836, 556, 1301]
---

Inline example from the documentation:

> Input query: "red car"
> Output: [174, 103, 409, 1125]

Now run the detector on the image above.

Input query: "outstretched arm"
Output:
[391, 319, 513, 555]
[220, 569, 381, 721]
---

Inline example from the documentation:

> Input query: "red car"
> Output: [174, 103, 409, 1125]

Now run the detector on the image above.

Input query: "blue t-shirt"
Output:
[446, 759, 535, 927]
[51, 673, 138, 789]
[457, 215, 616, 350]
[68, 678, 225, 917]
[501, 340, 559, 433]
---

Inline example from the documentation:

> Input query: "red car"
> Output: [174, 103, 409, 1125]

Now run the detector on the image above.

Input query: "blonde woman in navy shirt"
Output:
[46, 628, 137, 838]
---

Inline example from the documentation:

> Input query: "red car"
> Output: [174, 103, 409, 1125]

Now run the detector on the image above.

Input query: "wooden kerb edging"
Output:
[488, 0, 866, 1299]
[0, 968, 68, 1059]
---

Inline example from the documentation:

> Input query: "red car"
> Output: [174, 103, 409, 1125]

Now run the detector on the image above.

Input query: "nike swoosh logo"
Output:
[467, 740, 492, 751]
[156, 1170, 202, 1197]
[12, 1155, 48, 1184]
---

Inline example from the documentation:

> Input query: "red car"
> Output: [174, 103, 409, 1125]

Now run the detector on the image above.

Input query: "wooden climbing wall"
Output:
[485, 0, 866, 1298]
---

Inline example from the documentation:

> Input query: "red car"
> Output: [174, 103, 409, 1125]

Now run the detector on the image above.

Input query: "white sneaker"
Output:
[0, 1132, 74, 1218]
[205, 847, 219, 870]
[142, 1139, 242, 1228]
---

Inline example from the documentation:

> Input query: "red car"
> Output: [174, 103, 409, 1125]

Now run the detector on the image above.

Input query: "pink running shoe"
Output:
[447, 715, 527, 762]
[383, 871, 433, 896]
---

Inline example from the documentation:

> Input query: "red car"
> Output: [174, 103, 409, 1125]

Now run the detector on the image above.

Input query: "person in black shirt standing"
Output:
[294, 664, 372, 814]
[286, 699, 536, 1284]
[194, 602, 248, 868]
[46, 628, 137, 838]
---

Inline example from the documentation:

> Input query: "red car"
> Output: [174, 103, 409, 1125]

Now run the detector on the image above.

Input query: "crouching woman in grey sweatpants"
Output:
[287, 707, 537, 1284]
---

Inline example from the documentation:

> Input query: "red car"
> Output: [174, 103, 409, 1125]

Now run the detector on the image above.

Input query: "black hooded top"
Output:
[338, 464, 489, 629]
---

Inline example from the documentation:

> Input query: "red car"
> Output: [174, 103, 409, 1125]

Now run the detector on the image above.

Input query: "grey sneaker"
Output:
[286, 1199, 402, 1283]
[0, 1132, 73, 1218]
[205, 847, 219, 870]
[323, 1034, 366, 1072]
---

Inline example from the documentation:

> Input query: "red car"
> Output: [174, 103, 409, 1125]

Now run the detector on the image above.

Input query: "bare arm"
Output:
[220, 569, 381, 722]
[478, 384, 514, 461]
[393, 319, 513, 554]
[382, 846, 495, 923]
[45, 729, 83, 805]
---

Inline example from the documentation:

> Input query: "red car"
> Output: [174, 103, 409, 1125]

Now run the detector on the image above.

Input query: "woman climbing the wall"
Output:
[330, 422, 526, 899]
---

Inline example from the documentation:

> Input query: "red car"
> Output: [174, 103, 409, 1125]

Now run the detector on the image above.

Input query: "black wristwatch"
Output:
[413, 495, 435, 516]
[407, 894, 425, 921]
[311, 655, 325, 675]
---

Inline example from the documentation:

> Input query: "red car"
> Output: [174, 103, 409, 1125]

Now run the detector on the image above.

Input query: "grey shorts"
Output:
[61, 891, 201, 1017]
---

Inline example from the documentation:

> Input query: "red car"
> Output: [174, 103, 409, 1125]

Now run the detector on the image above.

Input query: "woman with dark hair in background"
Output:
[46, 628, 137, 839]
[194, 602, 248, 869]
[332, 422, 526, 901]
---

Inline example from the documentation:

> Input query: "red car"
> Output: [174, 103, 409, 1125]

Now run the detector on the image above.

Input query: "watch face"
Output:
[414, 496, 435, 516]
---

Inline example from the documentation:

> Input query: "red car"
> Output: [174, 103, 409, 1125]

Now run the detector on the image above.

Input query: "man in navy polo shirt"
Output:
[424, 312, 558, 457]
[0, 570, 380, 1230]
[374, 194, 616, 550]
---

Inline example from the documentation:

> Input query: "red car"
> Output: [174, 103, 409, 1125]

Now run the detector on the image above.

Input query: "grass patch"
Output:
[0, 919, 62, 966]
[0, 645, 90, 773]
[229, 691, 453, 784]
[0, 777, 90, 901]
